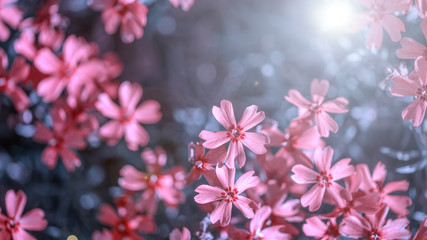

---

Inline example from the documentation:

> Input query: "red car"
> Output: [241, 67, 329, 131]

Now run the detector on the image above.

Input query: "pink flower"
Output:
[0, 49, 30, 112]
[89, 0, 148, 43]
[169, 227, 191, 240]
[323, 169, 381, 218]
[19, 0, 68, 50]
[34, 34, 93, 102]
[396, 20, 427, 59]
[340, 206, 411, 240]
[261, 119, 324, 167]
[390, 57, 427, 126]
[416, 0, 427, 19]
[96, 81, 161, 150]
[0, 0, 23, 41]
[285, 79, 348, 137]
[413, 218, 427, 240]
[199, 100, 269, 168]
[302, 217, 340, 240]
[119, 147, 185, 215]
[291, 146, 354, 212]
[353, 0, 411, 49]
[194, 163, 260, 226]
[228, 206, 291, 240]
[186, 142, 227, 185]
[33, 104, 87, 171]
[97, 201, 155, 240]
[13, 31, 37, 61]
[169, 0, 194, 11]
[357, 162, 412, 216]
[0, 190, 47, 240]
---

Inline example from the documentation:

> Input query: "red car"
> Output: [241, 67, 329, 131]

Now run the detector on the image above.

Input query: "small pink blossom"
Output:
[228, 206, 291, 240]
[353, 0, 411, 49]
[34, 34, 93, 102]
[291, 146, 354, 212]
[302, 216, 340, 240]
[96, 81, 162, 150]
[89, 0, 148, 43]
[340, 206, 411, 240]
[390, 57, 427, 126]
[261, 119, 324, 167]
[169, 0, 194, 11]
[194, 163, 260, 226]
[97, 201, 155, 240]
[0, 0, 23, 41]
[119, 147, 185, 215]
[357, 162, 412, 216]
[0, 190, 47, 240]
[169, 227, 191, 240]
[396, 20, 427, 59]
[186, 142, 227, 185]
[19, 0, 68, 50]
[0, 49, 30, 112]
[285, 79, 348, 137]
[33, 103, 87, 171]
[199, 100, 269, 168]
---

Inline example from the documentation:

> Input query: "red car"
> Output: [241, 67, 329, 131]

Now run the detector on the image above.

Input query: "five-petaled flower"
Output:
[194, 163, 260, 226]
[390, 57, 427, 126]
[96, 81, 162, 151]
[291, 146, 355, 212]
[285, 79, 349, 137]
[199, 100, 269, 168]
[0, 190, 47, 240]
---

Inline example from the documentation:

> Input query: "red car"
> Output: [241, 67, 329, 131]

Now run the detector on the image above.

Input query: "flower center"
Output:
[228, 126, 246, 142]
[8, 219, 16, 228]
[117, 222, 127, 232]
[221, 187, 239, 202]
[150, 174, 158, 183]
[370, 232, 381, 240]
[0, 77, 6, 88]
[417, 86, 427, 102]
[369, 4, 385, 22]
[317, 172, 333, 187]
[249, 231, 264, 240]
[195, 160, 203, 169]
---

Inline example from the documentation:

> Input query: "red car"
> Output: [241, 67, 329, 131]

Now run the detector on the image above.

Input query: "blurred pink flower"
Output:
[357, 162, 412, 216]
[34, 35, 93, 102]
[285, 79, 348, 137]
[89, 0, 148, 43]
[302, 216, 340, 240]
[0, 49, 30, 112]
[96, 81, 161, 150]
[396, 20, 427, 59]
[353, 0, 411, 49]
[194, 163, 259, 226]
[340, 206, 411, 240]
[0, 0, 22, 41]
[0, 190, 47, 240]
[291, 146, 354, 212]
[186, 142, 227, 185]
[228, 206, 290, 240]
[169, 227, 191, 240]
[119, 147, 185, 215]
[97, 201, 155, 240]
[33, 103, 87, 171]
[169, 0, 194, 11]
[20, 0, 68, 50]
[261, 120, 324, 167]
[199, 100, 269, 168]
[13, 31, 37, 61]
[390, 57, 427, 126]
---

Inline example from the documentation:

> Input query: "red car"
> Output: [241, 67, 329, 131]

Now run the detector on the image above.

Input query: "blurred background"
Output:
[0, 0, 426, 239]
